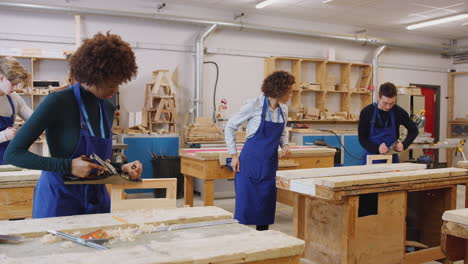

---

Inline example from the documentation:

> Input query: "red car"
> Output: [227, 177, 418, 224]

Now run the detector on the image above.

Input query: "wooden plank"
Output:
[0, 170, 41, 184]
[348, 191, 406, 264]
[321, 168, 467, 188]
[2, 229, 304, 264]
[293, 194, 306, 240]
[458, 160, 468, 168]
[443, 208, 468, 225]
[277, 163, 426, 182]
[277, 188, 295, 206]
[314, 176, 468, 201]
[0, 207, 232, 238]
[442, 221, 468, 261]
[0, 165, 24, 172]
[302, 196, 347, 263]
[403, 246, 445, 263]
[0, 186, 34, 220]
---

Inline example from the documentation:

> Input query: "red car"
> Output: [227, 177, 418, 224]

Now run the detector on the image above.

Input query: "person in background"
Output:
[358, 82, 418, 164]
[5, 32, 142, 218]
[225, 70, 294, 231]
[0, 56, 32, 165]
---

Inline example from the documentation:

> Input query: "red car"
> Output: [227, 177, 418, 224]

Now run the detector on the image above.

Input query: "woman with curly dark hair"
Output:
[225, 70, 294, 231]
[5, 32, 142, 218]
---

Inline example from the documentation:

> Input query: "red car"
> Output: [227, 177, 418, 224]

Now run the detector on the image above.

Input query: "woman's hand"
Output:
[230, 155, 240, 172]
[71, 155, 107, 178]
[122, 160, 142, 180]
[280, 144, 291, 158]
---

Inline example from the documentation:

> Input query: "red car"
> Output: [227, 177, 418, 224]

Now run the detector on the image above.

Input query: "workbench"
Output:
[0, 166, 41, 220]
[276, 164, 468, 264]
[441, 208, 468, 262]
[180, 146, 335, 207]
[0, 206, 305, 264]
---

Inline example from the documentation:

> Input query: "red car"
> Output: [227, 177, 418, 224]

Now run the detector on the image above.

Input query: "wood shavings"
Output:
[61, 241, 75, 248]
[40, 234, 61, 244]
[106, 227, 138, 243]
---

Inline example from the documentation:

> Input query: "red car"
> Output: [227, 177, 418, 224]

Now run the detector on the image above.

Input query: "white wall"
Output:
[1, 0, 456, 161]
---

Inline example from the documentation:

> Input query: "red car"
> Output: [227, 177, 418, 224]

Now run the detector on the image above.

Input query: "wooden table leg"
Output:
[203, 179, 215, 206]
[465, 183, 468, 208]
[184, 174, 194, 207]
[293, 194, 305, 240]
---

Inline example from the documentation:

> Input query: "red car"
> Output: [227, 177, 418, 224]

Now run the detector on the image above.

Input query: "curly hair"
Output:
[261, 71, 295, 98]
[69, 32, 137, 87]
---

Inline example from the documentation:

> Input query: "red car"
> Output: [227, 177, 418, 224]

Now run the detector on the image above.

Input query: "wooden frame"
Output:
[110, 178, 177, 211]
[366, 154, 393, 165]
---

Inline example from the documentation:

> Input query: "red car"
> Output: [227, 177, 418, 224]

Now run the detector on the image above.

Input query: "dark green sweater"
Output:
[5, 85, 115, 173]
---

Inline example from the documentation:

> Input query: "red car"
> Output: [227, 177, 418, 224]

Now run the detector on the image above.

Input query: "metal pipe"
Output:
[372, 45, 386, 102]
[0, 2, 450, 53]
[194, 24, 217, 119]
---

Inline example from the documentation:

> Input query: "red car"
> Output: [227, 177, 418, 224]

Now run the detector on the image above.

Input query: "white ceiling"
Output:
[161, 0, 468, 40]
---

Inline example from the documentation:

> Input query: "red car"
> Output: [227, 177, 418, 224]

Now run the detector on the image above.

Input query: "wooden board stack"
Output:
[185, 117, 224, 143]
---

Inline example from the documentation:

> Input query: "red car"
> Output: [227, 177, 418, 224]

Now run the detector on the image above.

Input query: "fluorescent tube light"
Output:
[256, 0, 277, 9]
[323, 0, 334, 3]
[406, 13, 468, 30]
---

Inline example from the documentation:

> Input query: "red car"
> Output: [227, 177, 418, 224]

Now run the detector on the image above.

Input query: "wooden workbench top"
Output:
[443, 208, 468, 226]
[280, 166, 468, 199]
[0, 206, 232, 237]
[181, 146, 336, 160]
[0, 207, 304, 264]
[0, 169, 42, 188]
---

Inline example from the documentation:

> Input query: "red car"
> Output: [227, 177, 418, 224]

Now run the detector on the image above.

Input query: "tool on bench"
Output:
[48, 230, 109, 250]
[0, 234, 25, 244]
[63, 153, 141, 183]
[151, 219, 238, 233]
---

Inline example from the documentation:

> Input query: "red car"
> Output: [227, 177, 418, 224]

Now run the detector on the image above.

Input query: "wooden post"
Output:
[203, 179, 215, 206]
[184, 174, 194, 207]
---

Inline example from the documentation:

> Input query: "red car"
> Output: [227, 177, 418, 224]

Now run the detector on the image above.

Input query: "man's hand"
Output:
[379, 143, 389, 154]
[71, 155, 107, 178]
[394, 142, 404, 152]
[230, 154, 240, 172]
[4, 127, 18, 141]
[280, 144, 291, 158]
[122, 160, 142, 180]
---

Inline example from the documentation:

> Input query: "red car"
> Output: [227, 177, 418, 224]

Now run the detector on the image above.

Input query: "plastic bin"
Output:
[151, 156, 184, 199]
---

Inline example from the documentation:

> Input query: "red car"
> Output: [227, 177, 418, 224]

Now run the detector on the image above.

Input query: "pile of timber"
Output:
[185, 117, 224, 142]
[0, 165, 41, 188]
[458, 160, 468, 169]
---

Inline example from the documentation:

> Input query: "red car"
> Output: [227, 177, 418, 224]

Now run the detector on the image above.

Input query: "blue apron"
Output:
[0, 95, 15, 165]
[32, 83, 112, 218]
[234, 96, 285, 225]
[362, 103, 399, 164]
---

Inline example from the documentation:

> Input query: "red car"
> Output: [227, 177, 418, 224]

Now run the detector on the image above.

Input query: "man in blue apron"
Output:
[225, 71, 294, 231]
[5, 33, 142, 218]
[358, 82, 419, 164]
[0, 56, 32, 164]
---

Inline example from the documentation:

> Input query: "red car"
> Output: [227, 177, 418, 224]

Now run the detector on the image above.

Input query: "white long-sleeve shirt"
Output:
[225, 95, 289, 155]
[0, 92, 32, 143]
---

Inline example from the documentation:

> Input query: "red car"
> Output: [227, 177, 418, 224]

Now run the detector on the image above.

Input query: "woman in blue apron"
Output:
[225, 71, 294, 231]
[0, 56, 32, 164]
[5, 32, 142, 218]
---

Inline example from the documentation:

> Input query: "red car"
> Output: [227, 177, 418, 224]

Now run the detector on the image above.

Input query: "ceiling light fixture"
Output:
[406, 13, 468, 30]
[322, 0, 334, 3]
[256, 0, 277, 9]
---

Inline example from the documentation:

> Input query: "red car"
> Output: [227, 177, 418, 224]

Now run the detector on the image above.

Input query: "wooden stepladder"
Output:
[145, 70, 177, 133]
